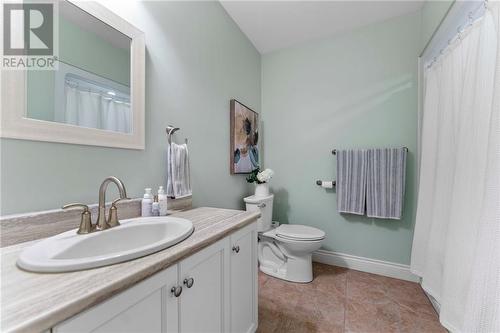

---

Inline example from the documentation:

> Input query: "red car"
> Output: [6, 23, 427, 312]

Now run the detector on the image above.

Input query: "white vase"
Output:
[255, 183, 270, 197]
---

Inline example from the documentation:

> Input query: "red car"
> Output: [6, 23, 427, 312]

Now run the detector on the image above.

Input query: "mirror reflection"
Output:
[26, 1, 132, 133]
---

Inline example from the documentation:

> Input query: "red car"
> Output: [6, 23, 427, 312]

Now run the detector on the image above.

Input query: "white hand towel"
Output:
[166, 143, 192, 198]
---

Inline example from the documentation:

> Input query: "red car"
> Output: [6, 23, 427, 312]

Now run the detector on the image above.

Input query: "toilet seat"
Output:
[275, 224, 325, 241]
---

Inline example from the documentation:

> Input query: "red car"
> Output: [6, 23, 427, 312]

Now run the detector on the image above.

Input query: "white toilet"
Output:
[244, 194, 325, 283]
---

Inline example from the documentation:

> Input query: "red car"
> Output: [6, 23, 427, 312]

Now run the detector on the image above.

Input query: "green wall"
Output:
[420, 0, 455, 52]
[261, 11, 421, 265]
[58, 16, 131, 86]
[27, 16, 131, 122]
[0, 1, 260, 215]
[1, 1, 452, 266]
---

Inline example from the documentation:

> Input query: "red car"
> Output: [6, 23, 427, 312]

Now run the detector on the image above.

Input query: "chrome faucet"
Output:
[96, 176, 128, 231]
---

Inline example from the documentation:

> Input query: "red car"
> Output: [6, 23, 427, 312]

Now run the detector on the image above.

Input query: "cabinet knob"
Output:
[183, 277, 194, 288]
[232, 245, 240, 253]
[171, 285, 183, 297]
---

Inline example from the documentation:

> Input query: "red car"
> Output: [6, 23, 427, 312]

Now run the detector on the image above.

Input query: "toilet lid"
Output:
[275, 224, 325, 241]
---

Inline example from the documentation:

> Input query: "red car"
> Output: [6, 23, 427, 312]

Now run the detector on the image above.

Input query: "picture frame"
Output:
[230, 99, 260, 174]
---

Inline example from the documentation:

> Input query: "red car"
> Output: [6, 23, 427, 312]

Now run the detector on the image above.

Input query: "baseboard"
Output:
[423, 290, 441, 314]
[312, 249, 419, 282]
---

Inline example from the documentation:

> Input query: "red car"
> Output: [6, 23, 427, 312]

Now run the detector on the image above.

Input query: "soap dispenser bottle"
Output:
[141, 188, 153, 217]
[152, 195, 160, 216]
[158, 186, 168, 216]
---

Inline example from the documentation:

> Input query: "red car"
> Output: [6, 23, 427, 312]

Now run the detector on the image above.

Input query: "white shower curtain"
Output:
[411, 2, 500, 332]
[65, 85, 131, 133]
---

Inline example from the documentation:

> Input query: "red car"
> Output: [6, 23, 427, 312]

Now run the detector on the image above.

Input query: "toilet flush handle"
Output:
[257, 203, 266, 208]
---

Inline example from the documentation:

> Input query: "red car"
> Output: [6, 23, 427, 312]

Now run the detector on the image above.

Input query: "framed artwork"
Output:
[230, 99, 259, 174]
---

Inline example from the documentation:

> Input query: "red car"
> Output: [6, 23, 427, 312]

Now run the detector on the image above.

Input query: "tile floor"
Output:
[257, 263, 446, 333]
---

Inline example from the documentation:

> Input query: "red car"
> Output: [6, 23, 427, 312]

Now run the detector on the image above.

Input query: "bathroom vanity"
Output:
[0, 207, 259, 333]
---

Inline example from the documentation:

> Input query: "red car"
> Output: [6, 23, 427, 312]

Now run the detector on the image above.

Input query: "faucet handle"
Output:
[108, 197, 131, 228]
[62, 203, 94, 234]
[62, 203, 89, 210]
[112, 197, 130, 206]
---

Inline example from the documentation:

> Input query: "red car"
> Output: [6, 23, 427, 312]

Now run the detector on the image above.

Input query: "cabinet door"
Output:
[178, 238, 229, 333]
[229, 222, 258, 333]
[53, 265, 178, 333]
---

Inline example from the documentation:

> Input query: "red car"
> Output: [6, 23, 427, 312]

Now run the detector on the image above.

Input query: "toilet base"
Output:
[259, 254, 314, 283]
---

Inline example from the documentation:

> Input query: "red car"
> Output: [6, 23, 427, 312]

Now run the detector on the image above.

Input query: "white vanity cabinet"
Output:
[177, 238, 230, 333]
[229, 224, 258, 333]
[53, 264, 178, 333]
[52, 222, 257, 333]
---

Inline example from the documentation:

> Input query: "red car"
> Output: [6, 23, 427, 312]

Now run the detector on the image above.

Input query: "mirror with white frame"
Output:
[1, 1, 145, 149]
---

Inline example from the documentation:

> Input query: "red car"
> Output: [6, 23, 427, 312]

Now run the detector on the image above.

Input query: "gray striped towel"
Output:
[366, 148, 407, 220]
[336, 149, 368, 215]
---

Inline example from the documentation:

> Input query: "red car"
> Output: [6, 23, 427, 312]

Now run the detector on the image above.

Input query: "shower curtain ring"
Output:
[457, 26, 463, 40]
[468, 11, 475, 28]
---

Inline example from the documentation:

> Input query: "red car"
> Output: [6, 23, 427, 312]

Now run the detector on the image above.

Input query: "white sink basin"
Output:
[17, 216, 194, 273]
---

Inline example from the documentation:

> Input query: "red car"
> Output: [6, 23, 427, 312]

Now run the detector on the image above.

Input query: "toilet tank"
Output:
[244, 194, 274, 232]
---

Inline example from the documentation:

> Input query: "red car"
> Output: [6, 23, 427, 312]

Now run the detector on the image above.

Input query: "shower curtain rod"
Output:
[421, 0, 488, 67]
[419, 4, 454, 58]
[426, 0, 488, 69]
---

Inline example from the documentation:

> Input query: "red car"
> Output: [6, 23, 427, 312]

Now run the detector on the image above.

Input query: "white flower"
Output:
[257, 168, 274, 183]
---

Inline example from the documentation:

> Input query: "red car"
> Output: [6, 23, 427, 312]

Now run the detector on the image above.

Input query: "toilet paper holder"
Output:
[316, 180, 336, 187]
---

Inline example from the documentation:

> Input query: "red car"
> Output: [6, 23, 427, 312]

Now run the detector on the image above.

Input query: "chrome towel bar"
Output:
[331, 147, 408, 155]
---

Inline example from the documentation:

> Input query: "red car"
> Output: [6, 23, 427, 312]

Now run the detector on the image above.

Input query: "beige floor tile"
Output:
[257, 263, 445, 333]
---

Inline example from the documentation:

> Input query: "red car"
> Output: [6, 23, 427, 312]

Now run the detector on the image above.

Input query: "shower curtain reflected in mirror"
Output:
[64, 83, 131, 133]
[411, 2, 500, 332]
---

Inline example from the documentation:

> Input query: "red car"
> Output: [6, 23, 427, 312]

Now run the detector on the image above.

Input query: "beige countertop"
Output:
[0, 207, 260, 333]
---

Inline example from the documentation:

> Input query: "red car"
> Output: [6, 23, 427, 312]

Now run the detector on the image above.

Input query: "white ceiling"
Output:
[220, 1, 425, 54]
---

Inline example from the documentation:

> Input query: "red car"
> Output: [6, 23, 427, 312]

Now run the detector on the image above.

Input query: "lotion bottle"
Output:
[141, 188, 153, 217]
[158, 186, 168, 216]
[152, 195, 160, 216]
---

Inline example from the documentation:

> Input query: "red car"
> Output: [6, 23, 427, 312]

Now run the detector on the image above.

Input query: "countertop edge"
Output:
[4, 208, 260, 333]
